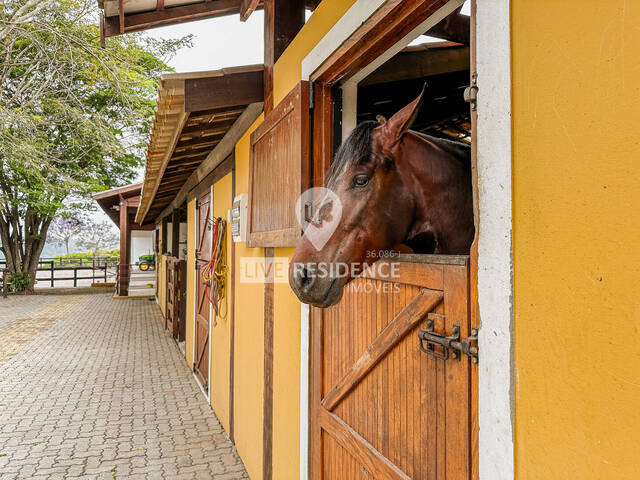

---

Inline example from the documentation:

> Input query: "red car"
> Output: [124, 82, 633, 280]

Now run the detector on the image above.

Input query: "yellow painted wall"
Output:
[232, 115, 266, 480]
[211, 173, 234, 433]
[272, 247, 301, 480]
[512, 1, 640, 478]
[186, 199, 196, 368]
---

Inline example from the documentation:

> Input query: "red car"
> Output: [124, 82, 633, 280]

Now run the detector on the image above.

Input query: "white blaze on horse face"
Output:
[295, 187, 343, 252]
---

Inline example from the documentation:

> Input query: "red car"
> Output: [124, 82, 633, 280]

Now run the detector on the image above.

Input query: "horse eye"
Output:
[352, 175, 370, 188]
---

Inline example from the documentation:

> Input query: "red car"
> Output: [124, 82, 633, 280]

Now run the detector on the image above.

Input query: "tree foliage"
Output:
[47, 214, 84, 259]
[0, 0, 190, 289]
[76, 218, 119, 256]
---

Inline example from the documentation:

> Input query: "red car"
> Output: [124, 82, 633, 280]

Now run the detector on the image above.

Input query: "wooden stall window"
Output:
[247, 81, 310, 247]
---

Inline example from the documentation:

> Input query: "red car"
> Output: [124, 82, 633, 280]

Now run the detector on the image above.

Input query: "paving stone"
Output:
[0, 294, 248, 479]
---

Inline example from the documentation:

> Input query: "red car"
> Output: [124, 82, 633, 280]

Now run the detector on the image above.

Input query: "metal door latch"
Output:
[418, 316, 479, 363]
[464, 72, 478, 111]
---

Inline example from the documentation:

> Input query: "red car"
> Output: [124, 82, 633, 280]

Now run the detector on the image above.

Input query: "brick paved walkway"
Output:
[0, 294, 248, 480]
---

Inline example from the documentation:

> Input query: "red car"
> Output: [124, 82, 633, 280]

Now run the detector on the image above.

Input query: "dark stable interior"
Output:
[357, 9, 471, 144]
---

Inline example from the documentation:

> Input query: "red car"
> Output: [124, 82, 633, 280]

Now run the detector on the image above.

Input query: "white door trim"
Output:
[475, 0, 514, 477]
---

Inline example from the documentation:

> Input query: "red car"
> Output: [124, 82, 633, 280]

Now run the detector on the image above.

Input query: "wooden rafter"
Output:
[239, 0, 259, 21]
[428, 8, 470, 44]
[103, 0, 242, 37]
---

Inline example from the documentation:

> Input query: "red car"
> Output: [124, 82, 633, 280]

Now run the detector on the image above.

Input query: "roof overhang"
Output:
[136, 65, 264, 225]
[97, 0, 320, 40]
[92, 183, 143, 228]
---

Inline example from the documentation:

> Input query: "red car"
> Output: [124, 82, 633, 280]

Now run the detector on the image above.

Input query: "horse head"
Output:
[289, 88, 473, 308]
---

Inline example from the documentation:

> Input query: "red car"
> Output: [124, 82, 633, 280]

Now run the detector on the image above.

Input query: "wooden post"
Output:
[50, 261, 54, 287]
[161, 217, 169, 255]
[73, 267, 77, 287]
[171, 208, 180, 258]
[119, 198, 130, 296]
[104, 262, 108, 283]
[2, 270, 7, 298]
[263, 0, 305, 114]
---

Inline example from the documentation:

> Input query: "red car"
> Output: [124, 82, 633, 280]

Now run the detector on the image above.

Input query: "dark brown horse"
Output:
[289, 89, 474, 307]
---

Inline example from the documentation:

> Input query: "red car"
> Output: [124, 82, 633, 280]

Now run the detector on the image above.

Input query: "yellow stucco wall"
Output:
[272, 247, 301, 480]
[512, 1, 640, 478]
[211, 172, 234, 433]
[232, 115, 266, 480]
[186, 199, 196, 368]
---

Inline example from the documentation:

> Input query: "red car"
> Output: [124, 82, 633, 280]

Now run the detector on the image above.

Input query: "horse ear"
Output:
[376, 115, 386, 125]
[379, 84, 426, 144]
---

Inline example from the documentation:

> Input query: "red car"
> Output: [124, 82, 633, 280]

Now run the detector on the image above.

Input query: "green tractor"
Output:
[138, 254, 156, 271]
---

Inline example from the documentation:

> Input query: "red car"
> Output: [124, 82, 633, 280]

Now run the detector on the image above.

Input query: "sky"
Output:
[143, 11, 265, 73]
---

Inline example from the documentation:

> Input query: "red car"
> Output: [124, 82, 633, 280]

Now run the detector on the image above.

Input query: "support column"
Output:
[172, 208, 180, 258]
[263, 0, 305, 114]
[119, 199, 130, 296]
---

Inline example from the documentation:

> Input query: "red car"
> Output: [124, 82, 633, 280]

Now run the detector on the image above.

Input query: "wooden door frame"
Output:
[193, 186, 213, 401]
[297, 1, 515, 478]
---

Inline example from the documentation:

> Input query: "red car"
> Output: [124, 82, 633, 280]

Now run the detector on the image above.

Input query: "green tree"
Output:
[0, 0, 190, 290]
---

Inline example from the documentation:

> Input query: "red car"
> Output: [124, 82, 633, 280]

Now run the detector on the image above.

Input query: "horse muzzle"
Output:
[289, 262, 345, 308]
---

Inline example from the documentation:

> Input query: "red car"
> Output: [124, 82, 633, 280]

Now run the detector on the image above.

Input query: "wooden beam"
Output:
[428, 10, 470, 45]
[152, 102, 263, 223]
[184, 69, 264, 112]
[360, 45, 469, 86]
[239, 0, 259, 21]
[263, 247, 274, 480]
[103, 0, 241, 37]
[171, 209, 180, 257]
[99, 12, 106, 48]
[263, 0, 305, 114]
[118, 0, 124, 34]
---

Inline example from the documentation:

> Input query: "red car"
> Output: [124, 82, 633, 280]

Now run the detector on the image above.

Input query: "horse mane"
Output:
[326, 121, 470, 187]
[410, 130, 470, 166]
[326, 120, 378, 187]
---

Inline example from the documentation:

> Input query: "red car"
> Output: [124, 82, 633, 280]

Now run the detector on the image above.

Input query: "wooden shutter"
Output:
[247, 81, 310, 247]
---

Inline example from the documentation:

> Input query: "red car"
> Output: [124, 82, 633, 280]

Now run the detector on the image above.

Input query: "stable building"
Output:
[97, 0, 640, 479]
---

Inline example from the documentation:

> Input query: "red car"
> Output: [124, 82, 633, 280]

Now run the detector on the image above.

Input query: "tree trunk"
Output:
[24, 217, 52, 292]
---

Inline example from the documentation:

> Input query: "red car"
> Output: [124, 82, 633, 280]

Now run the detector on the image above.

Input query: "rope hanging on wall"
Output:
[200, 217, 227, 324]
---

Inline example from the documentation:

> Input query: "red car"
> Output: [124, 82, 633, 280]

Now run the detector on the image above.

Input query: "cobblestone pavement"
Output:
[0, 294, 248, 480]
[0, 295, 59, 331]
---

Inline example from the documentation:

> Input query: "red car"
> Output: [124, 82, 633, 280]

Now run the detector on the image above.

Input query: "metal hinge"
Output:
[464, 72, 478, 111]
[418, 313, 478, 363]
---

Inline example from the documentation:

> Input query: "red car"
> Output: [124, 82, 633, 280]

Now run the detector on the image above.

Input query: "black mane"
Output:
[326, 121, 378, 187]
[326, 121, 471, 187]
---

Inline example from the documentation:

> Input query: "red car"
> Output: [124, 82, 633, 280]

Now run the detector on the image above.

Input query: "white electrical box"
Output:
[231, 193, 248, 242]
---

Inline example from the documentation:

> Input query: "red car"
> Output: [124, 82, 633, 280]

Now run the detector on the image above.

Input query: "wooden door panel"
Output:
[195, 191, 211, 388]
[311, 256, 472, 480]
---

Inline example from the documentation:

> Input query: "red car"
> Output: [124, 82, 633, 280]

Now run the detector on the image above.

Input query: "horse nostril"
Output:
[298, 265, 314, 290]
